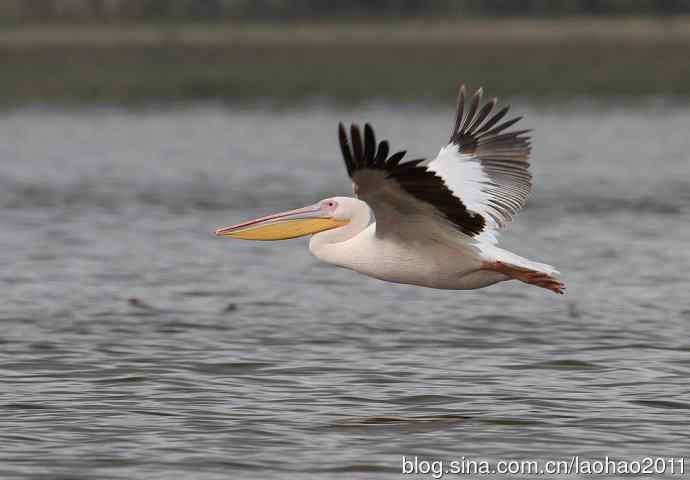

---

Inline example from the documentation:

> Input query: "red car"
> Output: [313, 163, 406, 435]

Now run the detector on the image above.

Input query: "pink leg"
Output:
[482, 261, 565, 295]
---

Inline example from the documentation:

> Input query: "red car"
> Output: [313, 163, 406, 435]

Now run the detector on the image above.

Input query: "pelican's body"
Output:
[217, 85, 564, 294]
[308, 202, 500, 290]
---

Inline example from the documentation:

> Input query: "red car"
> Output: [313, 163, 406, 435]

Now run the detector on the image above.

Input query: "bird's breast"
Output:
[319, 233, 482, 289]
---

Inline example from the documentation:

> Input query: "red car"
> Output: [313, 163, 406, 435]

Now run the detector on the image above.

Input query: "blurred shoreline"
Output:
[5, 17, 690, 45]
[2, 17, 690, 105]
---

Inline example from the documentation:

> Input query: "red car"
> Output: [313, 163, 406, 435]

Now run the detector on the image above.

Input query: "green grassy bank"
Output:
[2, 18, 690, 104]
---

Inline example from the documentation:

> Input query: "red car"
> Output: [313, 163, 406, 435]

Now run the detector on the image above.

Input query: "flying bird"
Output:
[216, 85, 564, 294]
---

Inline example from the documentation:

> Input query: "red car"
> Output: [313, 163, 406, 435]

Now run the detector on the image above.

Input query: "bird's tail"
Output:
[480, 244, 559, 275]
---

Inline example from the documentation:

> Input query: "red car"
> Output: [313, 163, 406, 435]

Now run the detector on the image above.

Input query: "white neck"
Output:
[309, 199, 371, 266]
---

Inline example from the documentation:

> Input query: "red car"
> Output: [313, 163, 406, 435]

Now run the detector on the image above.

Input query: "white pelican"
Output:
[216, 86, 564, 294]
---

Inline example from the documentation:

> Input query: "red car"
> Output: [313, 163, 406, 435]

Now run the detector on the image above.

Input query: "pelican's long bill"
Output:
[215, 204, 348, 241]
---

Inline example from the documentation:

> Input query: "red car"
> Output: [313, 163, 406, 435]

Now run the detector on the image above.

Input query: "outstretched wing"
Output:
[338, 122, 486, 239]
[337, 85, 531, 243]
[427, 85, 532, 240]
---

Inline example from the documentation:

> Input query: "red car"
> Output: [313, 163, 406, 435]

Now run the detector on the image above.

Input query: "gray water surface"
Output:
[1, 101, 690, 479]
